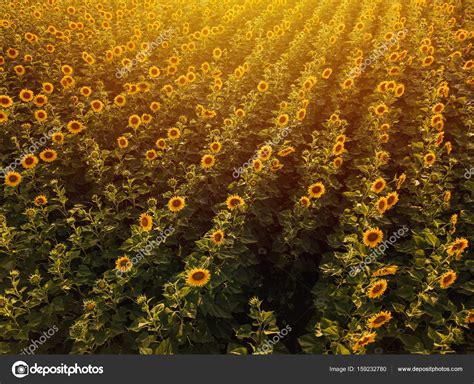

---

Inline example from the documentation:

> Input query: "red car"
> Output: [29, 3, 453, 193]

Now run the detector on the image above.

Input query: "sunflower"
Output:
[363, 228, 384, 248]
[368, 311, 392, 328]
[395, 84, 405, 97]
[33, 94, 48, 107]
[0, 110, 8, 124]
[396, 173, 406, 189]
[34, 195, 48, 206]
[308, 182, 325, 199]
[370, 178, 386, 193]
[114, 94, 126, 107]
[322, 68, 332, 79]
[168, 196, 186, 212]
[0, 95, 13, 108]
[253, 159, 263, 173]
[422, 56, 434, 67]
[150, 101, 161, 112]
[40, 149, 57, 162]
[14, 65, 26, 76]
[257, 80, 269, 92]
[277, 146, 295, 157]
[79, 86, 92, 97]
[423, 152, 436, 166]
[332, 142, 344, 156]
[149, 65, 161, 78]
[42, 82, 54, 94]
[167, 127, 181, 140]
[385, 192, 399, 209]
[439, 270, 457, 289]
[211, 229, 224, 245]
[466, 311, 474, 324]
[374, 103, 389, 116]
[21, 154, 39, 169]
[376, 197, 388, 214]
[34, 109, 48, 122]
[446, 238, 468, 259]
[333, 157, 343, 168]
[156, 138, 166, 150]
[186, 268, 211, 287]
[367, 279, 388, 299]
[115, 136, 128, 149]
[201, 154, 215, 169]
[5, 171, 22, 187]
[52, 132, 64, 145]
[372, 265, 398, 277]
[299, 196, 311, 208]
[67, 120, 84, 134]
[277, 114, 289, 127]
[226, 195, 245, 210]
[432, 103, 445, 114]
[139, 213, 153, 231]
[352, 332, 376, 352]
[90, 99, 104, 113]
[145, 149, 157, 161]
[258, 145, 272, 161]
[342, 78, 354, 89]
[128, 114, 141, 129]
[116, 255, 132, 273]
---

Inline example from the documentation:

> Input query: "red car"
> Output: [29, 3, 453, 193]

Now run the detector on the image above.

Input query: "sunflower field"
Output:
[0, 0, 473, 355]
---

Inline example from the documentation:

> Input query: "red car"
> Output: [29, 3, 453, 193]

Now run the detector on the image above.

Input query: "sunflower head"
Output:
[367, 279, 388, 299]
[308, 182, 325, 199]
[116, 256, 132, 273]
[21, 154, 38, 169]
[439, 270, 457, 289]
[226, 195, 245, 211]
[34, 195, 48, 206]
[211, 229, 224, 245]
[372, 265, 398, 277]
[371, 178, 386, 194]
[168, 196, 186, 213]
[186, 268, 211, 287]
[368, 311, 392, 328]
[363, 228, 384, 248]
[40, 149, 57, 162]
[139, 213, 153, 231]
[5, 171, 22, 187]
[201, 154, 215, 169]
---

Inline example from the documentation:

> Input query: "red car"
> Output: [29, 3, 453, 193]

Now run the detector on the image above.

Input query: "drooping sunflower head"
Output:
[386, 192, 399, 209]
[226, 194, 244, 211]
[277, 146, 295, 157]
[372, 265, 398, 277]
[5, 171, 22, 187]
[376, 197, 388, 214]
[446, 238, 469, 259]
[352, 332, 376, 352]
[168, 196, 186, 213]
[363, 228, 384, 248]
[186, 268, 211, 287]
[333, 157, 343, 168]
[367, 279, 388, 299]
[368, 311, 392, 328]
[139, 213, 153, 231]
[371, 178, 386, 194]
[201, 154, 215, 169]
[308, 182, 325, 199]
[439, 270, 457, 289]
